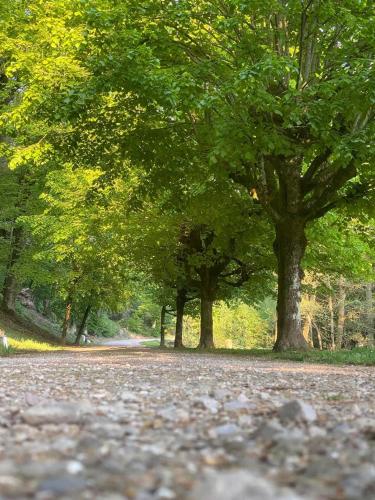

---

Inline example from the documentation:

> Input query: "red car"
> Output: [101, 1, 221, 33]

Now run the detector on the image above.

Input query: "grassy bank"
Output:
[0, 313, 62, 356]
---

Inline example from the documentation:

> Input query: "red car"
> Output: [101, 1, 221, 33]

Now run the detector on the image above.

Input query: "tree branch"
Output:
[303, 160, 357, 219]
[302, 149, 332, 194]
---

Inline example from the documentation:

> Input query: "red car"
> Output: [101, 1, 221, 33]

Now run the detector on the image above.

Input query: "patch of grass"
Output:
[160, 346, 375, 366]
[7, 337, 62, 353]
[244, 347, 375, 366]
[141, 340, 161, 347]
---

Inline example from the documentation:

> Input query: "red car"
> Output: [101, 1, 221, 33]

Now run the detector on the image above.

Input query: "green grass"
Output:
[0, 312, 62, 356]
[158, 346, 375, 366]
[140, 339, 161, 347]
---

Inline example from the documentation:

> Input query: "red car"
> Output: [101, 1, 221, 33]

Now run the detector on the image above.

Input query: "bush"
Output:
[88, 313, 120, 338]
[120, 300, 160, 337]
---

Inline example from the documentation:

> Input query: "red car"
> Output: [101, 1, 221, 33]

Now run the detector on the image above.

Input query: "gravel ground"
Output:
[0, 348, 374, 500]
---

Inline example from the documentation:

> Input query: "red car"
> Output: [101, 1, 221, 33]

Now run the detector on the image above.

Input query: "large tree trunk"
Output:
[160, 305, 166, 348]
[174, 289, 186, 348]
[1, 226, 22, 313]
[365, 281, 374, 347]
[61, 298, 72, 345]
[273, 219, 309, 351]
[336, 275, 346, 349]
[199, 294, 214, 349]
[198, 268, 216, 349]
[74, 304, 91, 345]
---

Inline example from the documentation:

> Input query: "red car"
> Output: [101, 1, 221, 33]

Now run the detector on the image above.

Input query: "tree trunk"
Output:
[1, 271, 18, 313]
[199, 294, 214, 349]
[197, 266, 216, 350]
[61, 298, 72, 345]
[42, 298, 50, 317]
[313, 321, 323, 350]
[303, 293, 316, 348]
[328, 293, 335, 350]
[302, 315, 313, 347]
[336, 275, 346, 349]
[365, 281, 374, 347]
[74, 305, 91, 345]
[273, 317, 278, 343]
[160, 305, 166, 348]
[273, 219, 309, 351]
[174, 289, 186, 348]
[1, 226, 22, 313]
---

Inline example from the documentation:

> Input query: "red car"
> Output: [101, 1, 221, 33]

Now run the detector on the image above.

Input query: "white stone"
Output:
[224, 400, 252, 412]
[156, 486, 176, 499]
[194, 396, 219, 414]
[22, 401, 92, 425]
[190, 469, 302, 500]
[278, 400, 317, 423]
[66, 461, 84, 474]
[158, 406, 189, 422]
[209, 423, 240, 438]
[120, 390, 140, 403]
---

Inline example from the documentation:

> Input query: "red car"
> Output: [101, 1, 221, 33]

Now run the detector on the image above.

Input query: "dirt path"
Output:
[1, 349, 374, 499]
[101, 338, 158, 347]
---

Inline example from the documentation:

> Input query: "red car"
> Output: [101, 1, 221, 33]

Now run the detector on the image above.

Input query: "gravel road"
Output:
[0, 348, 374, 499]
[101, 338, 158, 347]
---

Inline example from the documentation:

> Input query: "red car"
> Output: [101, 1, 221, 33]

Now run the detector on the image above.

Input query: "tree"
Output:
[0, 0, 90, 315]
[178, 223, 272, 349]
[303, 212, 375, 349]
[124, 0, 374, 350]
[0, 173, 23, 312]
[0, 158, 48, 313]
[19, 165, 133, 342]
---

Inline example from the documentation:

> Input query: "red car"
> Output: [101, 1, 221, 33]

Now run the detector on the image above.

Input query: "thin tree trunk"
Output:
[365, 281, 374, 347]
[74, 304, 91, 345]
[273, 316, 278, 343]
[174, 289, 186, 348]
[1, 226, 22, 313]
[273, 219, 309, 351]
[336, 275, 346, 349]
[328, 293, 335, 350]
[302, 314, 313, 347]
[160, 305, 166, 348]
[61, 297, 72, 345]
[306, 293, 317, 348]
[313, 321, 323, 350]
[43, 298, 50, 317]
